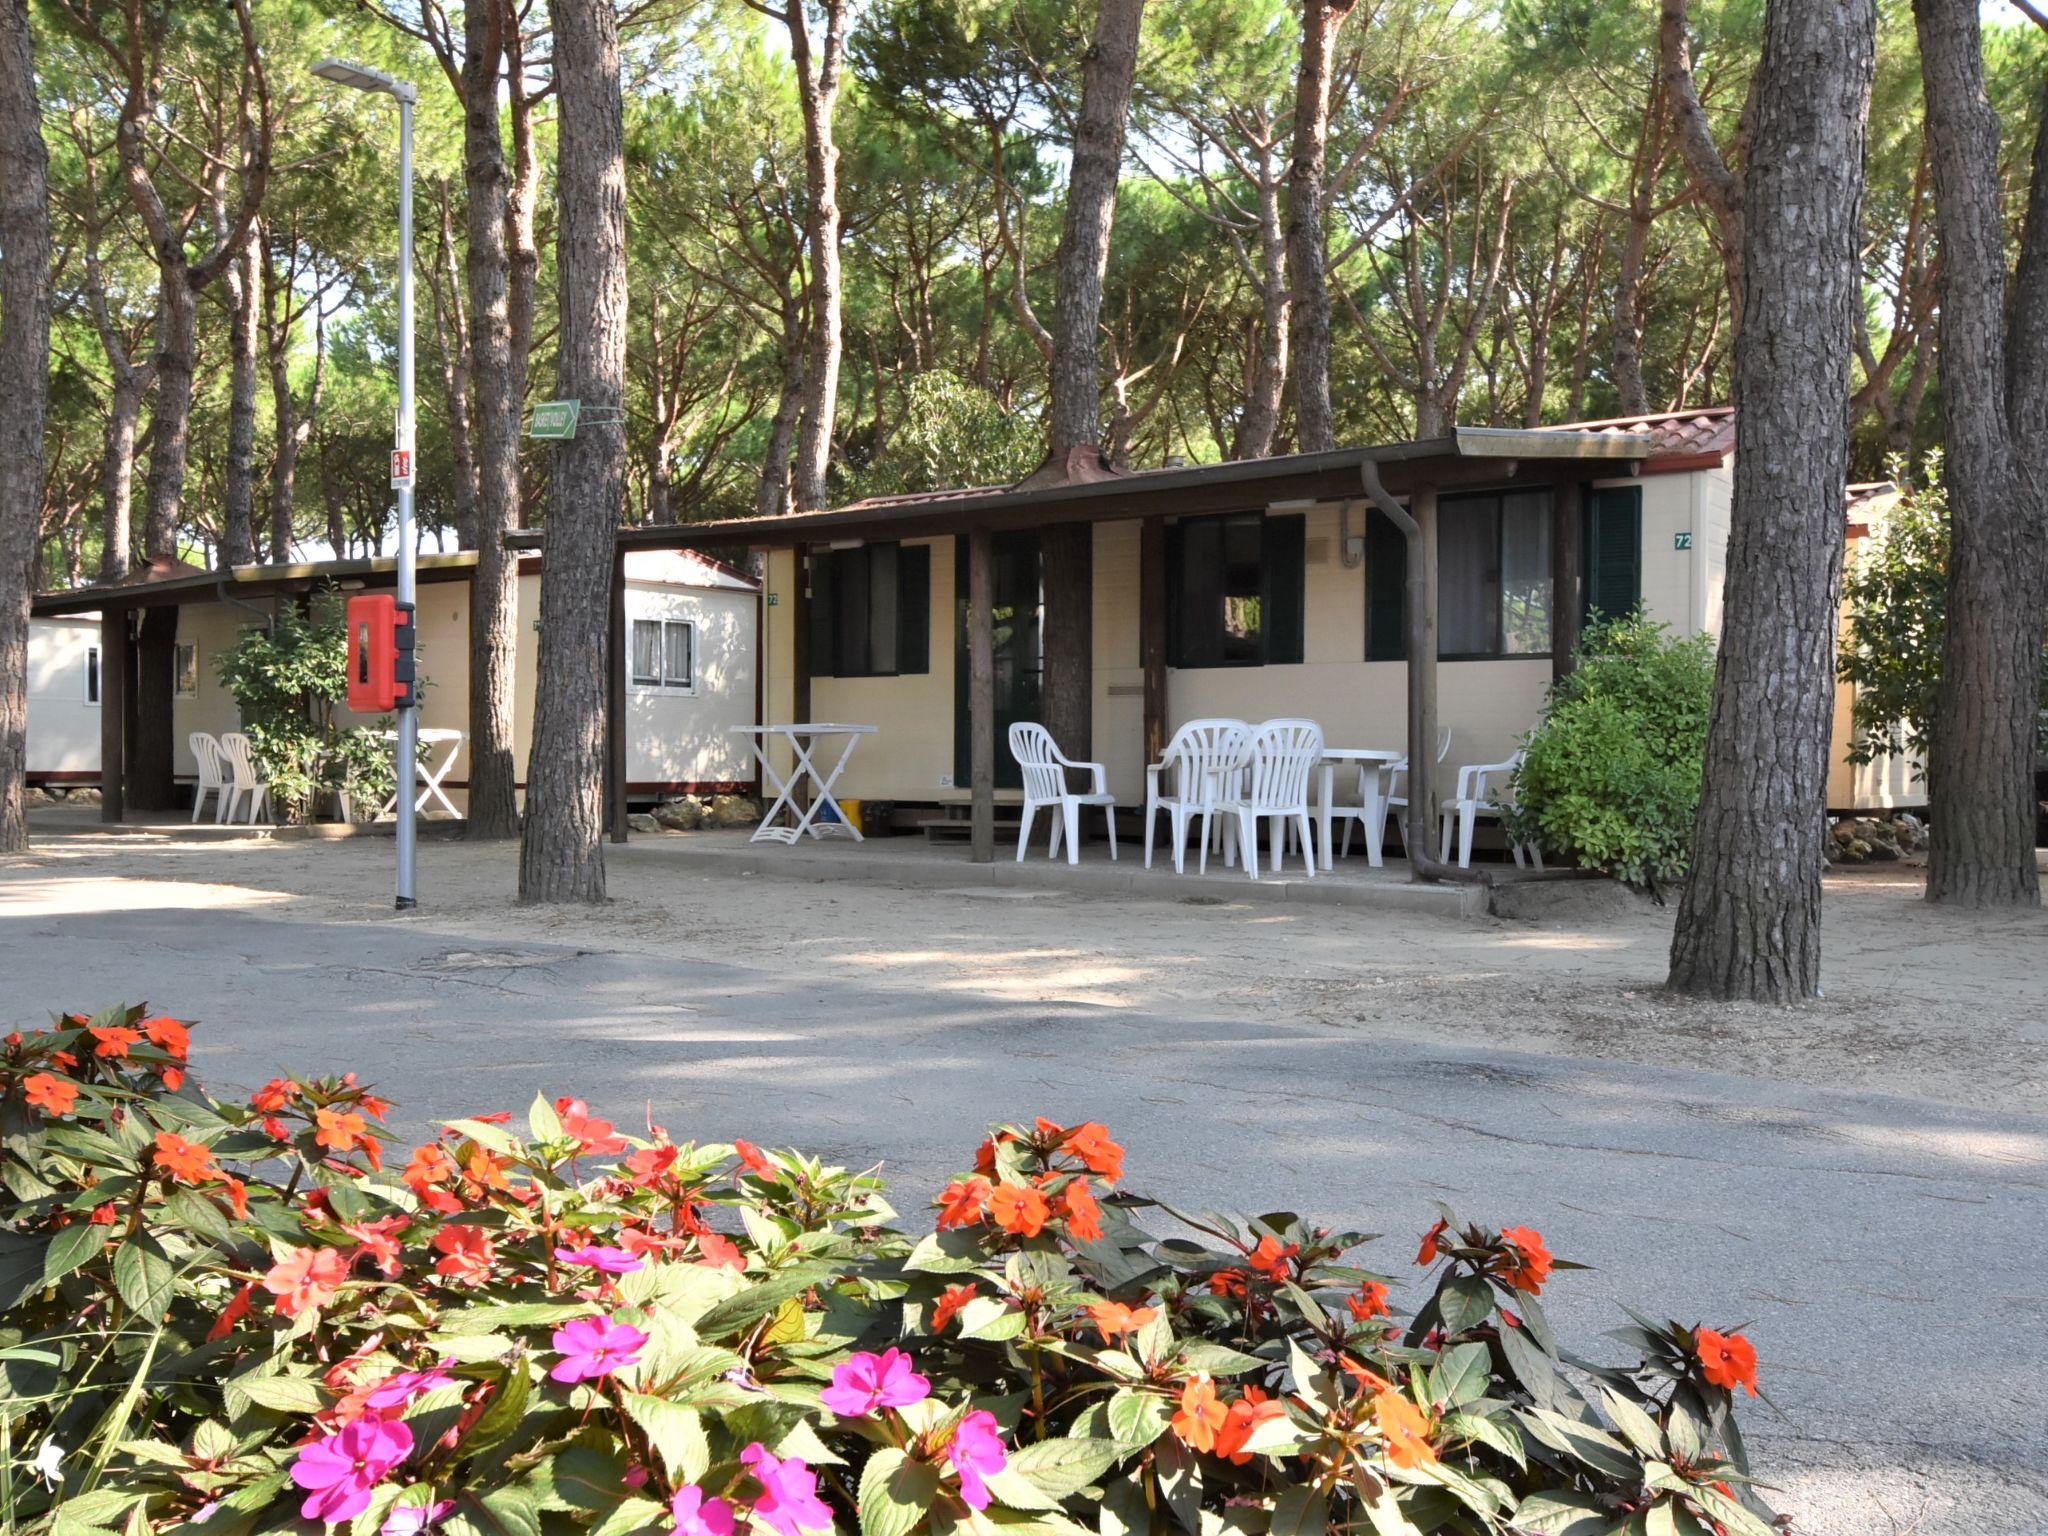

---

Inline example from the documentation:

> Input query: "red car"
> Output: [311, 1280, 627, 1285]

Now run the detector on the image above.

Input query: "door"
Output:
[954, 531, 1042, 791]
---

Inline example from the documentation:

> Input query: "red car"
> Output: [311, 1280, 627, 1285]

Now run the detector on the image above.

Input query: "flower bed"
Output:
[3, 1005, 1775, 1536]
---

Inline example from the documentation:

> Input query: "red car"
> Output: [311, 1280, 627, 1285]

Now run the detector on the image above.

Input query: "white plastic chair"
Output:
[1010, 722, 1117, 865]
[1439, 749, 1541, 869]
[1377, 726, 1452, 855]
[1218, 719, 1323, 880]
[1143, 719, 1250, 874]
[189, 732, 228, 823]
[217, 731, 270, 825]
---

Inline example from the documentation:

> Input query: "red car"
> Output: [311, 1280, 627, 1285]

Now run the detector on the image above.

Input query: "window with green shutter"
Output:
[1365, 490, 1554, 660]
[806, 541, 932, 676]
[1165, 511, 1305, 668]
[1584, 486, 1643, 621]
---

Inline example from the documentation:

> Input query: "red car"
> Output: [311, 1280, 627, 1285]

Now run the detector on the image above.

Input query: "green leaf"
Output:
[860, 1447, 941, 1536]
[589, 1497, 670, 1536]
[904, 1227, 986, 1275]
[1440, 1410, 1525, 1469]
[1599, 1387, 1668, 1460]
[1506, 1492, 1610, 1536]
[1435, 1275, 1492, 1334]
[163, 1187, 238, 1249]
[1105, 1388, 1170, 1450]
[461, 1364, 534, 1459]
[437, 1301, 596, 1335]
[231, 1372, 329, 1415]
[1518, 1409, 1639, 1482]
[444, 1118, 522, 1155]
[1268, 1484, 1327, 1536]
[555, 1441, 630, 1514]
[111, 1234, 176, 1322]
[1496, 1319, 1564, 1409]
[527, 1093, 565, 1145]
[1005, 1437, 1125, 1497]
[693, 1261, 840, 1338]
[42, 1220, 108, 1286]
[1429, 1341, 1490, 1407]
[623, 1393, 712, 1483]
[0, 1231, 51, 1308]
[1176, 1340, 1264, 1378]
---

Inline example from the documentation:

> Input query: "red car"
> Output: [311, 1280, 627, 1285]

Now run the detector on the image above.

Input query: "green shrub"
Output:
[0, 1004, 1781, 1536]
[1504, 615, 1715, 889]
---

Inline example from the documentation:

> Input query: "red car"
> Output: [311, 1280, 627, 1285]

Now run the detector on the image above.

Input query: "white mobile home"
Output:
[25, 615, 104, 787]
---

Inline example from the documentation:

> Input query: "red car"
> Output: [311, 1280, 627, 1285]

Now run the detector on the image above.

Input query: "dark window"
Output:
[1584, 485, 1643, 621]
[1366, 489, 1555, 660]
[807, 541, 931, 677]
[1166, 512, 1305, 668]
[85, 645, 101, 705]
[629, 618, 693, 689]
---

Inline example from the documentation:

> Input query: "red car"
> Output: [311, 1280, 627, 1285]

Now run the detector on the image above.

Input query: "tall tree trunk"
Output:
[265, 290, 324, 561]
[221, 221, 262, 566]
[757, 316, 804, 517]
[142, 274, 197, 560]
[1235, 151, 1291, 458]
[98, 372, 145, 581]
[0, 0, 50, 853]
[463, 0, 523, 840]
[1287, 0, 1358, 455]
[784, 0, 849, 511]
[505, 10, 541, 455]
[1915, 0, 2048, 906]
[521, 0, 627, 903]
[429, 190, 479, 548]
[1659, 0, 1747, 333]
[1668, 0, 1875, 1001]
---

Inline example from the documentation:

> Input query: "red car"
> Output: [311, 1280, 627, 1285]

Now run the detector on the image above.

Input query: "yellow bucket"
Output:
[838, 799, 864, 834]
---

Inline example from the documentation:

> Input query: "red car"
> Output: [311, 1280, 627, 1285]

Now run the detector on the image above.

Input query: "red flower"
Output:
[554, 1098, 627, 1155]
[1693, 1327, 1759, 1397]
[733, 1138, 776, 1178]
[1416, 1218, 1449, 1266]
[1347, 1282, 1390, 1322]
[1086, 1300, 1158, 1343]
[251, 1078, 298, 1112]
[432, 1225, 496, 1286]
[89, 1025, 140, 1059]
[140, 1016, 190, 1059]
[159, 1066, 185, 1091]
[1061, 1121, 1124, 1184]
[1338, 1355, 1394, 1394]
[1214, 1385, 1286, 1464]
[89, 1203, 118, 1225]
[989, 1182, 1051, 1237]
[932, 1284, 977, 1331]
[1208, 1268, 1248, 1300]
[404, 1143, 457, 1189]
[935, 1175, 992, 1229]
[695, 1232, 746, 1270]
[1494, 1226, 1553, 1296]
[153, 1130, 218, 1184]
[1246, 1234, 1299, 1282]
[221, 1176, 249, 1219]
[343, 1216, 409, 1278]
[261, 1115, 290, 1141]
[1171, 1375, 1227, 1452]
[315, 1108, 369, 1154]
[1058, 1179, 1104, 1243]
[208, 1281, 258, 1341]
[625, 1143, 679, 1185]
[23, 1073, 77, 1115]
[264, 1245, 350, 1317]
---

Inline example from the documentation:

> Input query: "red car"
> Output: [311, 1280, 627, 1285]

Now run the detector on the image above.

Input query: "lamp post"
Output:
[312, 58, 420, 909]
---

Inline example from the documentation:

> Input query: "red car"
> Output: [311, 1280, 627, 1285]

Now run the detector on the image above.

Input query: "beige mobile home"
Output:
[25, 615, 105, 787]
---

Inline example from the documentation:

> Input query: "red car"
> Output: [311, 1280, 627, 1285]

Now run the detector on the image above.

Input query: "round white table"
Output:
[1316, 747, 1404, 871]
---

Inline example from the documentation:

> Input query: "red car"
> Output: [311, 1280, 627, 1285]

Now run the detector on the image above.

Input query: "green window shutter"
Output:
[1164, 520, 1187, 668]
[1585, 486, 1643, 621]
[1364, 507, 1407, 661]
[807, 551, 837, 678]
[897, 543, 931, 674]
[1262, 513, 1305, 664]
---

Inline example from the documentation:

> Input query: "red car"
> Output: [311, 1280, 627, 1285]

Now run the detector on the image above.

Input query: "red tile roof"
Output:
[1543, 406, 1735, 468]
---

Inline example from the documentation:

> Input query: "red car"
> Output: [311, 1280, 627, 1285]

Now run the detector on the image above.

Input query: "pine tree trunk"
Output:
[142, 273, 197, 560]
[757, 330, 804, 517]
[463, 0, 523, 840]
[221, 224, 262, 566]
[98, 372, 144, 581]
[1287, 0, 1357, 456]
[0, 0, 50, 854]
[1915, 0, 2048, 906]
[1613, 196, 1653, 418]
[789, 0, 847, 511]
[1046, 0, 1146, 462]
[1668, 0, 1875, 1000]
[520, 0, 627, 903]
[1235, 156, 1291, 459]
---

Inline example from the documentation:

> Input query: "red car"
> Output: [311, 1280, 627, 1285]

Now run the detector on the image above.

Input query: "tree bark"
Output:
[263, 260, 325, 562]
[0, 0, 51, 853]
[220, 220, 262, 566]
[521, 0, 627, 903]
[429, 187, 479, 548]
[463, 0, 524, 840]
[1234, 145, 1292, 459]
[782, 0, 849, 510]
[1668, 0, 1875, 1000]
[1915, 0, 2048, 906]
[97, 372, 145, 581]
[1287, 0, 1358, 455]
[1047, 0, 1146, 463]
[1659, 0, 1747, 333]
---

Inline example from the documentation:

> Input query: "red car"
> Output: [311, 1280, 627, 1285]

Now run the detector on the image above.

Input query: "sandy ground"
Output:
[4, 815, 2048, 1534]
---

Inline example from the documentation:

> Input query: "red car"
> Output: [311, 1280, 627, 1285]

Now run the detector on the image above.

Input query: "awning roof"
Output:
[31, 551, 480, 617]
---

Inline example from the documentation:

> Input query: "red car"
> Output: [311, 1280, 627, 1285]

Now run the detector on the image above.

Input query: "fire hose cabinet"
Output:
[345, 594, 416, 712]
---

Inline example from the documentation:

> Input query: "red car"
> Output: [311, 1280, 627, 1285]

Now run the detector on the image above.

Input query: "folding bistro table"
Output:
[1315, 746, 1404, 871]
[729, 723, 876, 845]
[379, 727, 466, 819]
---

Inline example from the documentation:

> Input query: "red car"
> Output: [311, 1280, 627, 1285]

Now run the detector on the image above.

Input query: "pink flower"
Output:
[548, 1316, 648, 1384]
[741, 1443, 833, 1536]
[291, 1417, 414, 1523]
[382, 1499, 456, 1536]
[671, 1485, 738, 1536]
[819, 1348, 931, 1419]
[948, 1411, 1007, 1511]
[561, 1246, 645, 1274]
[362, 1363, 457, 1411]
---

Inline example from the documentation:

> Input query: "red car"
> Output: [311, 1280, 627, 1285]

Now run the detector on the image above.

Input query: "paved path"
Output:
[5, 907, 2043, 1534]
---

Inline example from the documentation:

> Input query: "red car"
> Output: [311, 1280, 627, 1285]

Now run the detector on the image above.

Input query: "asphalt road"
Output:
[4, 907, 2043, 1534]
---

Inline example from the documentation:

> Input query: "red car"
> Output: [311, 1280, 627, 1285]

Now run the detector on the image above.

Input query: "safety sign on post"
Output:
[390, 448, 414, 488]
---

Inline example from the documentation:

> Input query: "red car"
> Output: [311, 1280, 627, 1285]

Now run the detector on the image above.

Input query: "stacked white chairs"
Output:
[189, 732, 229, 823]
[1217, 718, 1323, 880]
[217, 731, 270, 825]
[1143, 718, 1251, 875]
[1009, 722, 1118, 865]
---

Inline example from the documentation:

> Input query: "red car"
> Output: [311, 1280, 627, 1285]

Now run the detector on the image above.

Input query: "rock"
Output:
[703, 793, 761, 829]
[627, 813, 661, 834]
[1837, 838, 1871, 864]
[24, 785, 54, 807]
[653, 797, 704, 832]
[70, 787, 102, 805]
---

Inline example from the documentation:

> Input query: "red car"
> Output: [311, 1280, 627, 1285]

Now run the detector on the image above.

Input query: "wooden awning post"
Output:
[606, 543, 628, 843]
[1403, 486, 1440, 881]
[967, 525, 995, 863]
[100, 607, 127, 823]
[1552, 479, 1584, 682]
[1139, 516, 1168, 767]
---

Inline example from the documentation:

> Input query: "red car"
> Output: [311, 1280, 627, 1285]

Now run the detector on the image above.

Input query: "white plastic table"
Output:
[729, 723, 875, 845]
[1316, 747, 1404, 871]
[379, 728, 466, 820]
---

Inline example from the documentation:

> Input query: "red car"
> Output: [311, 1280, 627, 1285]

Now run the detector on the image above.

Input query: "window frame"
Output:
[84, 644, 101, 706]
[627, 616, 696, 695]
[1165, 510, 1306, 670]
[808, 540, 932, 679]
[173, 640, 200, 699]
[1366, 488, 1558, 662]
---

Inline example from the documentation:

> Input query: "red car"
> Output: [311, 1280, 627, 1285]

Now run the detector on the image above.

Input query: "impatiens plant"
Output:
[3, 1006, 1781, 1536]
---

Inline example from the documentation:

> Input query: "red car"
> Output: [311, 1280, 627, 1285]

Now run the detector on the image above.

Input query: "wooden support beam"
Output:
[1552, 480, 1584, 683]
[791, 545, 812, 725]
[99, 608, 127, 823]
[606, 543, 628, 843]
[1404, 486, 1439, 881]
[968, 525, 995, 863]
[1139, 516, 1167, 767]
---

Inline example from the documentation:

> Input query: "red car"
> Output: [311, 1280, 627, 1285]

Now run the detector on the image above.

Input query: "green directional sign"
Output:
[529, 399, 580, 440]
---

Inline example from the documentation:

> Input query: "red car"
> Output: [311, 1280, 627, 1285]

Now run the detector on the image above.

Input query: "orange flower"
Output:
[989, 1181, 1051, 1237]
[1338, 1355, 1394, 1394]
[1246, 1234, 1299, 1281]
[972, 1137, 999, 1176]
[23, 1073, 77, 1115]
[1171, 1375, 1228, 1452]
[1208, 1268, 1248, 1299]
[315, 1107, 369, 1153]
[1347, 1282, 1390, 1322]
[358, 1094, 391, 1122]
[251, 1078, 298, 1113]
[431, 1224, 496, 1285]
[1059, 1178, 1104, 1243]
[695, 1231, 746, 1270]
[159, 1066, 185, 1091]
[462, 1148, 511, 1195]
[1693, 1327, 1759, 1397]
[221, 1176, 249, 1219]
[1494, 1226, 1553, 1296]
[1214, 1385, 1287, 1464]
[207, 1281, 258, 1342]
[1416, 1218, 1449, 1266]
[405, 1142, 457, 1187]
[625, 1143, 679, 1184]
[152, 1130, 218, 1184]
[343, 1215, 409, 1278]
[932, 1283, 978, 1331]
[89, 1025, 140, 1059]
[263, 1244, 350, 1317]
[935, 1175, 992, 1229]
[1062, 1121, 1124, 1184]
[1372, 1390, 1436, 1469]
[733, 1138, 776, 1177]
[1087, 1300, 1158, 1343]
[139, 1016, 190, 1059]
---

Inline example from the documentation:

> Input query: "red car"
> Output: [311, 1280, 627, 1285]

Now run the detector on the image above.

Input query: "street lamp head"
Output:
[310, 57, 416, 102]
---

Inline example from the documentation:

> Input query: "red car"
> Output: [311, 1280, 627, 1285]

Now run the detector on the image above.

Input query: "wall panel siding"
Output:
[25, 617, 103, 776]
